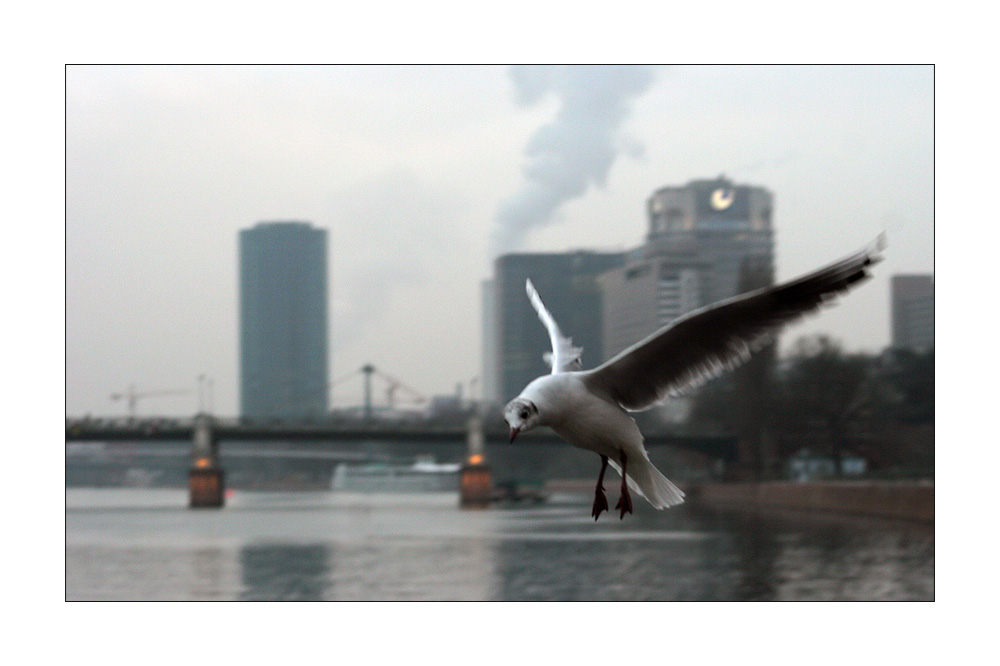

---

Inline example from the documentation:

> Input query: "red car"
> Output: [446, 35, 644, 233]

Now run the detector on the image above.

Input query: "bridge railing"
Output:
[66, 415, 735, 456]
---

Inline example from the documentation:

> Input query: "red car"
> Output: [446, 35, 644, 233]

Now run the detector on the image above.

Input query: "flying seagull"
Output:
[504, 235, 886, 520]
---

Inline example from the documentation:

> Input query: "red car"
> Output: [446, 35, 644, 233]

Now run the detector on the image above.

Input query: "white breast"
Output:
[522, 373, 643, 459]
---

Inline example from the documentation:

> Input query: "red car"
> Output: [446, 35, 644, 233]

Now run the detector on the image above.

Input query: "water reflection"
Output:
[240, 544, 330, 600]
[488, 504, 932, 601]
[686, 507, 934, 601]
[325, 538, 498, 601]
[191, 548, 232, 601]
[492, 536, 734, 601]
[65, 544, 238, 601]
[65, 489, 933, 601]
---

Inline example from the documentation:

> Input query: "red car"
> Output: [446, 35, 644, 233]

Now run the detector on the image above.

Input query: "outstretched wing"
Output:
[526, 279, 584, 373]
[583, 234, 886, 411]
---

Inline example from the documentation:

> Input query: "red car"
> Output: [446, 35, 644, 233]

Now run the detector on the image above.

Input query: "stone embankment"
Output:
[686, 481, 934, 523]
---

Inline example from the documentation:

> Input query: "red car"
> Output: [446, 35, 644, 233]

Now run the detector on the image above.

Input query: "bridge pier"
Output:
[460, 414, 492, 508]
[189, 414, 225, 508]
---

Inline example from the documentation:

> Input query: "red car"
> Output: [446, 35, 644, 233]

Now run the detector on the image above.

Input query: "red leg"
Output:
[614, 450, 633, 519]
[591, 455, 610, 520]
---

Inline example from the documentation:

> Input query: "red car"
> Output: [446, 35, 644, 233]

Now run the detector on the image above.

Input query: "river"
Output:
[65, 488, 933, 601]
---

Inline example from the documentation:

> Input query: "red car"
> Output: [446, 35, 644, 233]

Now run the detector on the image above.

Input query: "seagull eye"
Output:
[519, 409, 529, 420]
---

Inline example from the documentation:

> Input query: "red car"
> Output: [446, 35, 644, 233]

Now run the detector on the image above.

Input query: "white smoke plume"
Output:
[491, 65, 657, 257]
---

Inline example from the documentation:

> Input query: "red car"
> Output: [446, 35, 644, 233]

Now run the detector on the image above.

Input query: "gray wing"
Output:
[582, 234, 886, 411]
[526, 279, 583, 373]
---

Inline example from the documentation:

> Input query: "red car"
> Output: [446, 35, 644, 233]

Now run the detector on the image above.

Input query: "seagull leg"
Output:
[615, 450, 633, 519]
[592, 455, 610, 520]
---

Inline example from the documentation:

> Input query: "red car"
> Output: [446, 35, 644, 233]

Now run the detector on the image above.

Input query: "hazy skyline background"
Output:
[66, 64, 933, 418]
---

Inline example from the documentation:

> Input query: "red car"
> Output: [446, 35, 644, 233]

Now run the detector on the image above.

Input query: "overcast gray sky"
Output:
[66, 65, 933, 418]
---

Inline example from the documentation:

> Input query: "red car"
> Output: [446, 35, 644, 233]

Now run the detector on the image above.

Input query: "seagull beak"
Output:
[508, 426, 520, 444]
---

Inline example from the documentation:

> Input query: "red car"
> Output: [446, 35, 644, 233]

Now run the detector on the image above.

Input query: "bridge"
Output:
[65, 415, 736, 507]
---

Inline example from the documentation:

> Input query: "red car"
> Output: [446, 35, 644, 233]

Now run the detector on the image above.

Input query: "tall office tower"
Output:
[480, 280, 498, 405]
[240, 221, 329, 420]
[602, 176, 775, 358]
[891, 274, 934, 352]
[493, 251, 625, 402]
[647, 175, 774, 304]
[600, 246, 709, 359]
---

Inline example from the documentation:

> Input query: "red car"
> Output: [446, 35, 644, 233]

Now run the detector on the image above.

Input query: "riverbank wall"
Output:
[685, 481, 934, 523]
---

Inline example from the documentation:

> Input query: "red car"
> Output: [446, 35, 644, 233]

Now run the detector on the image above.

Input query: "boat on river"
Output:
[330, 455, 461, 492]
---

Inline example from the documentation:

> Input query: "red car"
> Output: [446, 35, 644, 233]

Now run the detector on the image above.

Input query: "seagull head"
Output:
[503, 398, 539, 444]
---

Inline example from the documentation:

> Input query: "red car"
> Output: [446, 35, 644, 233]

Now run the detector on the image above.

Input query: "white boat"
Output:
[330, 456, 460, 492]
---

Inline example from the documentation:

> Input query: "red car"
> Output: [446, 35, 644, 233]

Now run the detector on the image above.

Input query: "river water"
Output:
[65, 488, 933, 601]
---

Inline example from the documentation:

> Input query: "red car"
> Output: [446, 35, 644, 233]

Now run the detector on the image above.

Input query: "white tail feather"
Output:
[608, 455, 685, 509]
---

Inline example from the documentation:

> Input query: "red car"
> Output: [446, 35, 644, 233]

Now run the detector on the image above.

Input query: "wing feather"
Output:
[526, 279, 583, 373]
[582, 234, 886, 410]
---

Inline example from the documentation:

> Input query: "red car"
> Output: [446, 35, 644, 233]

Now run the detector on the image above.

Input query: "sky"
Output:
[65, 64, 934, 418]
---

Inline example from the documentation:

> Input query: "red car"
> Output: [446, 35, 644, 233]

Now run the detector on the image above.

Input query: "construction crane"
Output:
[361, 364, 427, 419]
[379, 370, 427, 410]
[330, 365, 427, 420]
[110, 385, 192, 419]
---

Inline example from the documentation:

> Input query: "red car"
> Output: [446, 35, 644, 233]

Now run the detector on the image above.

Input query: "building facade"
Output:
[239, 221, 329, 420]
[601, 176, 775, 358]
[600, 245, 709, 359]
[480, 279, 498, 404]
[646, 175, 774, 304]
[891, 274, 934, 352]
[490, 251, 625, 402]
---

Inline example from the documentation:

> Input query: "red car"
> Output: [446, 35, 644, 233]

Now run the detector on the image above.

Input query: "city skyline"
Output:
[66, 65, 934, 417]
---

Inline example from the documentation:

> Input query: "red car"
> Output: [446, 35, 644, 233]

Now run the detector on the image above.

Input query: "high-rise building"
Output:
[646, 175, 774, 304]
[601, 176, 775, 358]
[239, 221, 329, 420]
[600, 246, 709, 359]
[480, 279, 498, 404]
[891, 274, 934, 352]
[491, 251, 625, 402]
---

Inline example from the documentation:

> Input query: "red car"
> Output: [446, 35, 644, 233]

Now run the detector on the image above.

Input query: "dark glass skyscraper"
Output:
[491, 251, 625, 402]
[239, 221, 328, 420]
